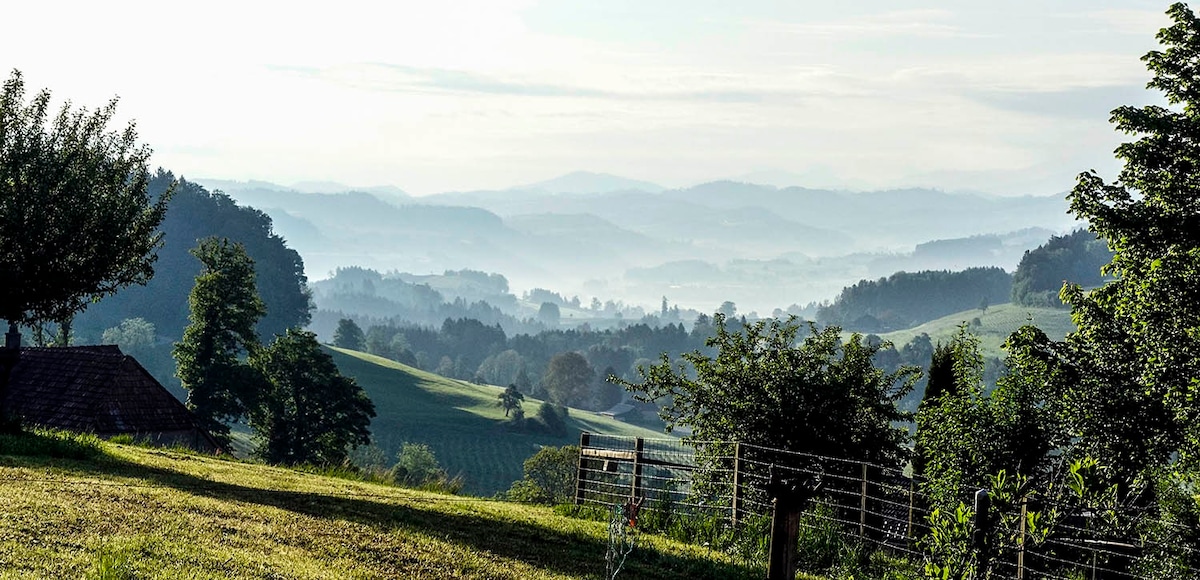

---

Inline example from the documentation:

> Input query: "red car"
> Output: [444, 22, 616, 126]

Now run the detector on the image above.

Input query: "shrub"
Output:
[506, 445, 578, 504]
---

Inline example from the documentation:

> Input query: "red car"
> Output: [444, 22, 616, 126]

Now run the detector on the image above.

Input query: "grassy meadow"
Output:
[0, 431, 760, 579]
[875, 302, 1075, 360]
[324, 347, 671, 495]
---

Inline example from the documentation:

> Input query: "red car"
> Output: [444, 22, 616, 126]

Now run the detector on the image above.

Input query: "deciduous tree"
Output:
[1063, 1, 1200, 469]
[173, 238, 265, 445]
[0, 70, 172, 330]
[622, 314, 917, 471]
[248, 329, 375, 465]
[542, 351, 594, 407]
[332, 318, 365, 351]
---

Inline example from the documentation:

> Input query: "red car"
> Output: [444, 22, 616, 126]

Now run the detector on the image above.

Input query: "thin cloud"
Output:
[745, 9, 989, 39]
[268, 63, 869, 104]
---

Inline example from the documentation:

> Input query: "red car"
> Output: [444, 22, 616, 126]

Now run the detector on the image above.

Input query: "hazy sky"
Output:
[0, 1, 1174, 195]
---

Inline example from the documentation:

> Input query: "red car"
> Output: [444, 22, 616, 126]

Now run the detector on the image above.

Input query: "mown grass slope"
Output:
[325, 347, 670, 495]
[0, 433, 756, 579]
[876, 302, 1075, 360]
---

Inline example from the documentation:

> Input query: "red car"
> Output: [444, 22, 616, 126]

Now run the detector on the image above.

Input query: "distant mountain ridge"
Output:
[203, 173, 1079, 314]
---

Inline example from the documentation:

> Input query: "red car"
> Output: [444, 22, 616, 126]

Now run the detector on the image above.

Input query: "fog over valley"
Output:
[200, 172, 1077, 318]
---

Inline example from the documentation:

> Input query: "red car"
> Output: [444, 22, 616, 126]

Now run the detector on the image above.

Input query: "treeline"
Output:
[816, 267, 1012, 332]
[329, 315, 712, 413]
[310, 267, 661, 338]
[77, 171, 312, 341]
[1011, 228, 1113, 307]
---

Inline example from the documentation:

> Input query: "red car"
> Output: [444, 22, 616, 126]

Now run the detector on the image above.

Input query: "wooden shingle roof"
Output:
[3, 346, 219, 451]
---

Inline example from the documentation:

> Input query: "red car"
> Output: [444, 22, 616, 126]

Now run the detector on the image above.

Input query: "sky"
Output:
[0, 1, 1174, 196]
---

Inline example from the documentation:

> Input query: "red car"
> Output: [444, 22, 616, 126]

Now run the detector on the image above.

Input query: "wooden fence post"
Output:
[631, 437, 644, 501]
[574, 432, 591, 506]
[859, 462, 868, 538]
[972, 489, 992, 578]
[1017, 497, 1027, 579]
[766, 465, 804, 580]
[731, 442, 743, 528]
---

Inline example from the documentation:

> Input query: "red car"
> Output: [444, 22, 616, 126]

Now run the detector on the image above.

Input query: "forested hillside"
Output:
[816, 267, 1012, 332]
[1011, 228, 1114, 307]
[76, 171, 312, 342]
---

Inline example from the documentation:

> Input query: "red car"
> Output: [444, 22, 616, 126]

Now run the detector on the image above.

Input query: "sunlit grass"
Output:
[325, 347, 672, 495]
[0, 440, 754, 579]
[875, 302, 1075, 359]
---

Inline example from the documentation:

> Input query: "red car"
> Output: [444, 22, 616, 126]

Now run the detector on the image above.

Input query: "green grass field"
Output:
[875, 302, 1076, 360]
[325, 347, 671, 496]
[0, 432, 757, 579]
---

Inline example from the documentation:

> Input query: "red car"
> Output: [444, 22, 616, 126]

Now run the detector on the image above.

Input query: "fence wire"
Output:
[574, 433, 1197, 579]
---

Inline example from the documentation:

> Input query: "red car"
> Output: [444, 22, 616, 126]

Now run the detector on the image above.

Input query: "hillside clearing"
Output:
[0, 436, 757, 579]
[875, 302, 1074, 360]
[324, 347, 671, 495]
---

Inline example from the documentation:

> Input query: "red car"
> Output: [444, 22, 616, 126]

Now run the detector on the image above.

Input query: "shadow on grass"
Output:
[22, 452, 757, 580]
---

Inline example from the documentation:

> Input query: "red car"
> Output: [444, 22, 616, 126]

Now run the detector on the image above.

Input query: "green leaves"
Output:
[0, 69, 172, 326]
[622, 313, 917, 469]
[247, 329, 375, 466]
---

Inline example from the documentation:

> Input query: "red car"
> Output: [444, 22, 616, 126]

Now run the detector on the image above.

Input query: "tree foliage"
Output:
[101, 318, 156, 356]
[332, 318, 365, 351]
[914, 327, 1068, 510]
[505, 445, 578, 505]
[817, 267, 1012, 332]
[1062, 1, 1200, 469]
[173, 238, 265, 445]
[0, 70, 171, 327]
[77, 173, 312, 341]
[1011, 229, 1113, 307]
[541, 351, 594, 408]
[622, 314, 917, 469]
[247, 329, 375, 466]
[497, 383, 524, 417]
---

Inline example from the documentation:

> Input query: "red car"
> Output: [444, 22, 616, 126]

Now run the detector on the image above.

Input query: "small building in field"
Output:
[2, 345, 221, 453]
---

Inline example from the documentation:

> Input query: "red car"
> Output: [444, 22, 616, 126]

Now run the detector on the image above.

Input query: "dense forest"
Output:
[75, 171, 312, 341]
[1010, 228, 1113, 307]
[816, 267, 1012, 332]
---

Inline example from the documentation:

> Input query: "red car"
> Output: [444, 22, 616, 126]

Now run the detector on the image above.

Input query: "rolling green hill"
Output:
[876, 302, 1075, 360]
[325, 347, 670, 495]
[0, 433, 755, 579]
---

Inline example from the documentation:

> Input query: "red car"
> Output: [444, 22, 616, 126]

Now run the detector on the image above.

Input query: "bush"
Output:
[390, 442, 462, 493]
[506, 445, 578, 504]
[534, 402, 568, 436]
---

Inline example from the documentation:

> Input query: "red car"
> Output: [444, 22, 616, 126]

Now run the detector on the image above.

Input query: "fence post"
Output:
[972, 489, 992, 579]
[574, 432, 591, 506]
[1017, 496, 1027, 580]
[731, 442, 743, 528]
[766, 465, 804, 580]
[631, 437, 644, 501]
[859, 462, 868, 538]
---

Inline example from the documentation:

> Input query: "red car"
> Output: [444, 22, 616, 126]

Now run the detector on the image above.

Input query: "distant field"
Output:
[875, 302, 1075, 360]
[325, 347, 671, 495]
[0, 436, 756, 579]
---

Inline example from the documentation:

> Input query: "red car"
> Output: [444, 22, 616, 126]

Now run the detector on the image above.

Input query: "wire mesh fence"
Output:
[574, 433, 1198, 579]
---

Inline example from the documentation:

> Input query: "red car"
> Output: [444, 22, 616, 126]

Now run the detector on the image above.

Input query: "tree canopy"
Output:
[622, 314, 917, 469]
[1062, 1, 1200, 470]
[248, 329, 375, 466]
[1011, 229, 1113, 307]
[173, 237, 266, 445]
[78, 173, 311, 341]
[0, 70, 171, 327]
[332, 318, 365, 351]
